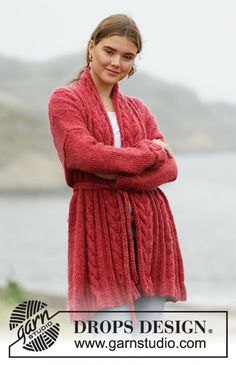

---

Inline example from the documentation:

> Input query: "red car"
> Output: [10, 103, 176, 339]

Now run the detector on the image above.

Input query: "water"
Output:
[1, 153, 235, 309]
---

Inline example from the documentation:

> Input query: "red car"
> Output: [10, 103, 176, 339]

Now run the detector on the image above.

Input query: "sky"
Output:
[0, 0, 236, 105]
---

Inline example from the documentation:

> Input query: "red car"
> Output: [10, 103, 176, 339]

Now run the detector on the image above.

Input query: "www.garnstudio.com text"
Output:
[73, 337, 206, 350]
[73, 319, 207, 351]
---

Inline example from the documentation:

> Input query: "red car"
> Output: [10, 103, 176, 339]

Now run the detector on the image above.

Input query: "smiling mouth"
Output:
[106, 69, 119, 75]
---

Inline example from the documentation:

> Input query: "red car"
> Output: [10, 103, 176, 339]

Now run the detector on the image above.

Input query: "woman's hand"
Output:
[94, 139, 172, 179]
[152, 139, 173, 158]
[94, 173, 117, 180]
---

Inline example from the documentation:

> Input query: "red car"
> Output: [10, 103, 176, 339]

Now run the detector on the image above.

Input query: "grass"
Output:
[0, 279, 69, 331]
[0, 279, 27, 305]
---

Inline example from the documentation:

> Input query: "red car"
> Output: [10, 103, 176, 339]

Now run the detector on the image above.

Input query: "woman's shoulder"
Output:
[48, 82, 83, 106]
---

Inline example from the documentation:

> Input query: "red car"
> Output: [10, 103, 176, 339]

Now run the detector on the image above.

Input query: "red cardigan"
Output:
[48, 67, 187, 323]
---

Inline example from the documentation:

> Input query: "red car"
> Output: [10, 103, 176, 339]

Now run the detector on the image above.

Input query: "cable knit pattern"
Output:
[48, 66, 187, 323]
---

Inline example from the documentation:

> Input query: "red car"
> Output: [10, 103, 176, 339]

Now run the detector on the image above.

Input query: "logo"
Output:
[9, 300, 60, 352]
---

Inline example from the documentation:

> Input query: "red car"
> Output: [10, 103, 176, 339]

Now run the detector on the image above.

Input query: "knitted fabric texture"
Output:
[48, 66, 187, 323]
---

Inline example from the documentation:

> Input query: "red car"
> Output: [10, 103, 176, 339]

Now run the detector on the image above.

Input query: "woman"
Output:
[48, 14, 187, 327]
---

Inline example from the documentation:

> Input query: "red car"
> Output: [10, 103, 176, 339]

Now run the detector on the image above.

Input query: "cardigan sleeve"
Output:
[114, 158, 178, 191]
[114, 98, 178, 190]
[48, 89, 168, 175]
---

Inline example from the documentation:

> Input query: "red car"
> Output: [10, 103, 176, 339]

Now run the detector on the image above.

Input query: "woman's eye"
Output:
[123, 56, 133, 61]
[105, 50, 113, 54]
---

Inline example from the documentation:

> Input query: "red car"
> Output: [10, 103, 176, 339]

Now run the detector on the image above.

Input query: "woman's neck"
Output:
[89, 68, 114, 99]
[89, 68, 115, 111]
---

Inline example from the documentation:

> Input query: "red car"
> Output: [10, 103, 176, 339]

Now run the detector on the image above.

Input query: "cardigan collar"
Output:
[77, 66, 119, 107]
[76, 66, 125, 148]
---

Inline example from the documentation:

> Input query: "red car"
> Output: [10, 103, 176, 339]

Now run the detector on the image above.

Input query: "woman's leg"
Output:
[130, 295, 166, 338]
[94, 302, 131, 323]
[134, 295, 166, 321]
[94, 295, 166, 321]
[93, 296, 166, 338]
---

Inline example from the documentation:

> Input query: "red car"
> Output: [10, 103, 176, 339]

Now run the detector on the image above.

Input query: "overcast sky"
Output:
[1, 0, 236, 104]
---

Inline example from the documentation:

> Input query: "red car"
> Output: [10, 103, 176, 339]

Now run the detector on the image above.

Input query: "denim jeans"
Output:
[95, 295, 166, 323]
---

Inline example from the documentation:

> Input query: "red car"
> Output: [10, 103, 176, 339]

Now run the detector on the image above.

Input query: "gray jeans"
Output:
[94, 296, 166, 339]
[95, 294, 166, 322]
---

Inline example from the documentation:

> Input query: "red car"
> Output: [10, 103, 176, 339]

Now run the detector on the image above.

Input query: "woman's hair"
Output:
[68, 13, 142, 84]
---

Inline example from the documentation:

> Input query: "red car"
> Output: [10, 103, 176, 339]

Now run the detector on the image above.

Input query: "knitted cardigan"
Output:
[48, 66, 187, 323]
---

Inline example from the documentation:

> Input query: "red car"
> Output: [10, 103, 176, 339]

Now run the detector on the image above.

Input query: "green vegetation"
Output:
[0, 280, 69, 331]
[0, 279, 27, 305]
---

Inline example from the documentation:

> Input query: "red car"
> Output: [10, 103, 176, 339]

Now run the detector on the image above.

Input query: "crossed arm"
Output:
[95, 101, 178, 191]
[49, 89, 170, 175]
[48, 89, 177, 191]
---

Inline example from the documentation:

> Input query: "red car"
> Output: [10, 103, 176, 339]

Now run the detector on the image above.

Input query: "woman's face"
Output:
[88, 35, 138, 87]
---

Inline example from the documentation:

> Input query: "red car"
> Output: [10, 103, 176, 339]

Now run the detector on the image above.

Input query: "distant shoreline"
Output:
[0, 188, 70, 196]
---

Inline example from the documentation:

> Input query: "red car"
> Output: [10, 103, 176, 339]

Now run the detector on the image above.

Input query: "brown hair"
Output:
[68, 13, 142, 84]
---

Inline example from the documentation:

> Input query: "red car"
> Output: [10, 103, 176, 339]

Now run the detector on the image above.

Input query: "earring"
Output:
[128, 64, 137, 78]
[88, 55, 92, 69]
